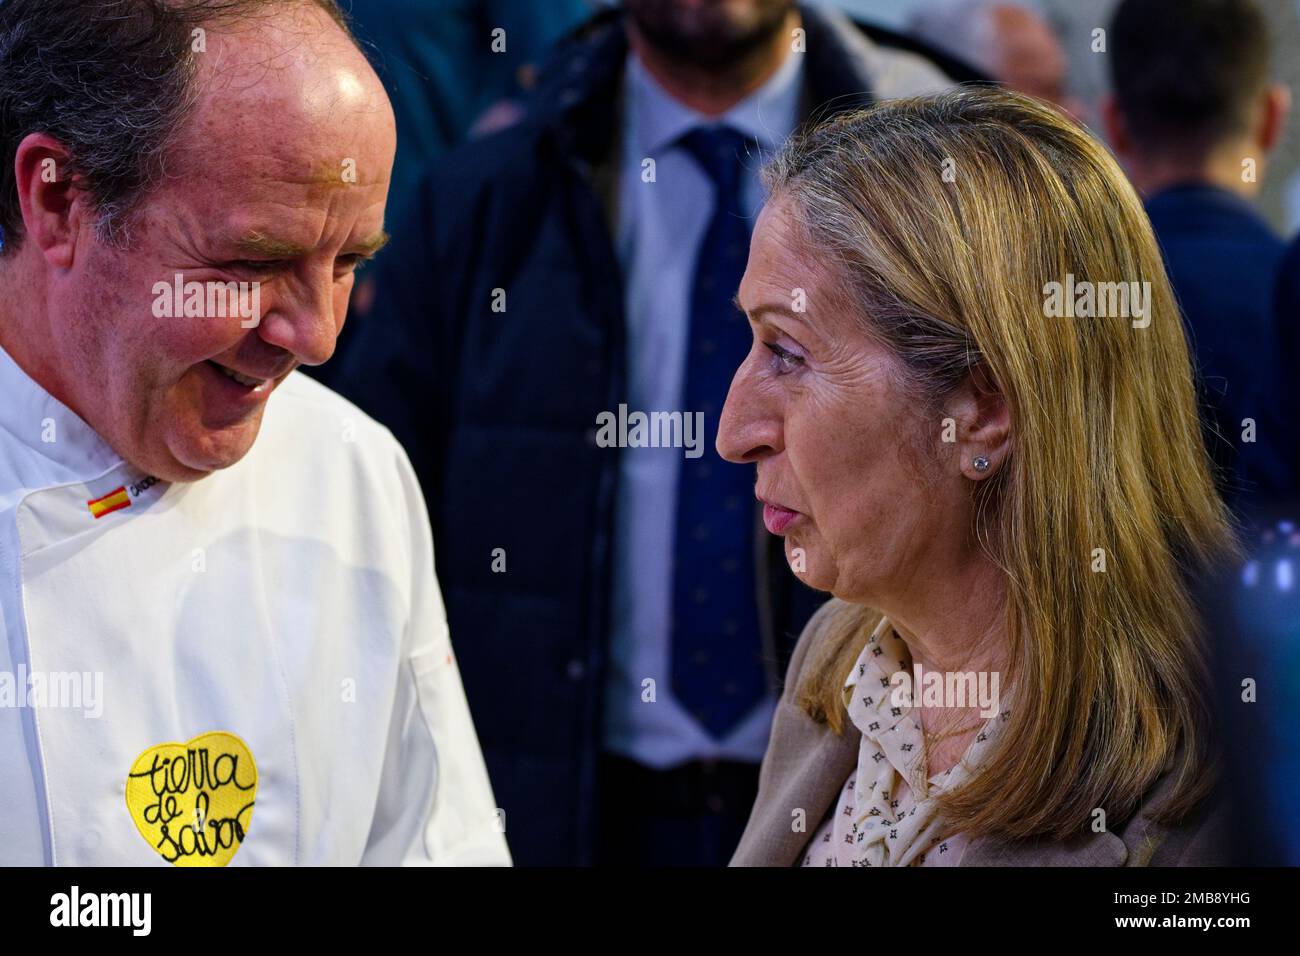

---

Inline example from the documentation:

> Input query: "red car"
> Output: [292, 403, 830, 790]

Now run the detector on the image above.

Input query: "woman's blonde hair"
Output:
[767, 87, 1239, 840]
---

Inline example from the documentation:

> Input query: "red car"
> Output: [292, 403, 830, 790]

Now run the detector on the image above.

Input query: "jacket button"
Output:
[566, 659, 586, 681]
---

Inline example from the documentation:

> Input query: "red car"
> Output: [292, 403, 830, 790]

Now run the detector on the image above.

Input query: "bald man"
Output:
[0, 0, 508, 865]
[909, 0, 1081, 116]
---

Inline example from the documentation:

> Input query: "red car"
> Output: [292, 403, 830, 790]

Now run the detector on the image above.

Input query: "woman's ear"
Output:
[948, 364, 1010, 480]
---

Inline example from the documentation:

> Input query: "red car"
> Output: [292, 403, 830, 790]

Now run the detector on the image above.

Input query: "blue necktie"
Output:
[670, 126, 765, 739]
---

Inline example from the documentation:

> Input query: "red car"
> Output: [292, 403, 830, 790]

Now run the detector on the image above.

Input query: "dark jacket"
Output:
[329, 6, 958, 865]
[1145, 184, 1296, 505]
[1272, 234, 1300, 490]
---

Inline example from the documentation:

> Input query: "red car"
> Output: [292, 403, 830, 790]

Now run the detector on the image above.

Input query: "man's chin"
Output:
[160, 420, 264, 481]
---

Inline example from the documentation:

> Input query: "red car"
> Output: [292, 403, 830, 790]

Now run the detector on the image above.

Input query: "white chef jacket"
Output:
[0, 343, 511, 866]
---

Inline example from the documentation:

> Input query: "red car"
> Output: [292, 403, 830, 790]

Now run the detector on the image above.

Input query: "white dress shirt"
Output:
[0, 344, 510, 865]
[603, 46, 805, 769]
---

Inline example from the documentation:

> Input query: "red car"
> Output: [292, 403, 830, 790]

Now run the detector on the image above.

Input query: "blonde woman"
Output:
[720, 88, 1238, 866]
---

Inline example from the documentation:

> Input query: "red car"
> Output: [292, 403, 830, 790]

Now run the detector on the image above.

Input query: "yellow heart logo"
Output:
[125, 731, 258, 867]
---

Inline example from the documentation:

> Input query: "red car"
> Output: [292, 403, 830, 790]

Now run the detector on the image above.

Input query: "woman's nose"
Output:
[717, 365, 782, 464]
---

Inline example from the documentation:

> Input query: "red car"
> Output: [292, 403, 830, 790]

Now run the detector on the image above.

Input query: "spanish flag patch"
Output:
[87, 486, 131, 519]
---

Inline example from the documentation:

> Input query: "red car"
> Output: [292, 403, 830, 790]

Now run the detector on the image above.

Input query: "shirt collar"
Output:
[0, 341, 123, 479]
[625, 43, 805, 159]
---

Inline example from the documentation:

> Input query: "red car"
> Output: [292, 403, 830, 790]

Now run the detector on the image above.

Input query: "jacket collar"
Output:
[0, 342, 123, 482]
[1145, 181, 1271, 227]
[763, 708, 862, 867]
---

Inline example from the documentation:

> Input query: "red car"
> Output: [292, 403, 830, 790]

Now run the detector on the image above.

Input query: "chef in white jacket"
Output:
[0, 0, 510, 866]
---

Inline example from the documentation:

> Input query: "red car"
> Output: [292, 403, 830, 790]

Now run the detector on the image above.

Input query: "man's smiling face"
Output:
[47, 4, 395, 482]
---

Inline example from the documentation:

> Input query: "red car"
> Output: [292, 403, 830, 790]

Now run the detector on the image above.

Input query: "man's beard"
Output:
[625, 0, 795, 70]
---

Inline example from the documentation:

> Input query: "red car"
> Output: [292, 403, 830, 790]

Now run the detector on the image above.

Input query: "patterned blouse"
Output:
[800, 616, 1011, 867]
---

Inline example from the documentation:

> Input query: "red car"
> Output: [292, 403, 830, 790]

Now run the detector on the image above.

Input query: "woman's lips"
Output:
[762, 501, 801, 534]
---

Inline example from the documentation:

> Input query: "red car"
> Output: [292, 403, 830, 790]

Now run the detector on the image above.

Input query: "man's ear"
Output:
[1100, 94, 1132, 159]
[948, 363, 1011, 480]
[13, 132, 87, 269]
[1256, 83, 1290, 154]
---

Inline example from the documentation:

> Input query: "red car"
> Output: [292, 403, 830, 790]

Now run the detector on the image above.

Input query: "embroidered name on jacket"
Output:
[86, 476, 160, 519]
[125, 731, 257, 866]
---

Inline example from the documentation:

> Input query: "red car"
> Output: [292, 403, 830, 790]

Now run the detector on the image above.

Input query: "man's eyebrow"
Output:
[232, 230, 391, 258]
[350, 231, 390, 256]
[233, 234, 312, 257]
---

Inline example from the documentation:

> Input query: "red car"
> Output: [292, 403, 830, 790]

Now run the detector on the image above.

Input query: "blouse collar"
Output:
[842, 616, 1010, 797]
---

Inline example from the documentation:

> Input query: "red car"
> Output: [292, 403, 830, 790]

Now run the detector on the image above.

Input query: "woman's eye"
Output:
[765, 341, 804, 373]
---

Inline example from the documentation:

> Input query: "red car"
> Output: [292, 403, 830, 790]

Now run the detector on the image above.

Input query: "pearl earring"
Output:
[972, 456, 990, 473]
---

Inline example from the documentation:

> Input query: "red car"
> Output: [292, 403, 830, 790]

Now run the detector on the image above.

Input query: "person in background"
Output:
[1273, 236, 1300, 482]
[345, 0, 594, 207]
[330, 0, 954, 866]
[332, 0, 594, 321]
[907, 0, 1082, 117]
[1103, 0, 1295, 508]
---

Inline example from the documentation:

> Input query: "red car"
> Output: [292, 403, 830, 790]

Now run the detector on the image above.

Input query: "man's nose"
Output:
[716, 363, 782, 464]
[254, 277, 340, 367]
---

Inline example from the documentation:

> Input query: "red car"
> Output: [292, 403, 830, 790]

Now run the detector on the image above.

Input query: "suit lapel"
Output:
[733, 704, 861, 866]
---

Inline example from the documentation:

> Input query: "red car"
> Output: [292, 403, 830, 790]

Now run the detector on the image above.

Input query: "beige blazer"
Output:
[731, 601, 1233, 866]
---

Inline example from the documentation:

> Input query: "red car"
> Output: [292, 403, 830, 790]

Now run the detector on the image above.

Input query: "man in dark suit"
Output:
[1103, 0, 1295, 507]
[1275, 237, 1300, 482]
[326, 1, 963, 864]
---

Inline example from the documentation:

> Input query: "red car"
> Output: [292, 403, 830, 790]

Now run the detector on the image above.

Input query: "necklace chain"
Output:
[922, 719, 986, 744]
